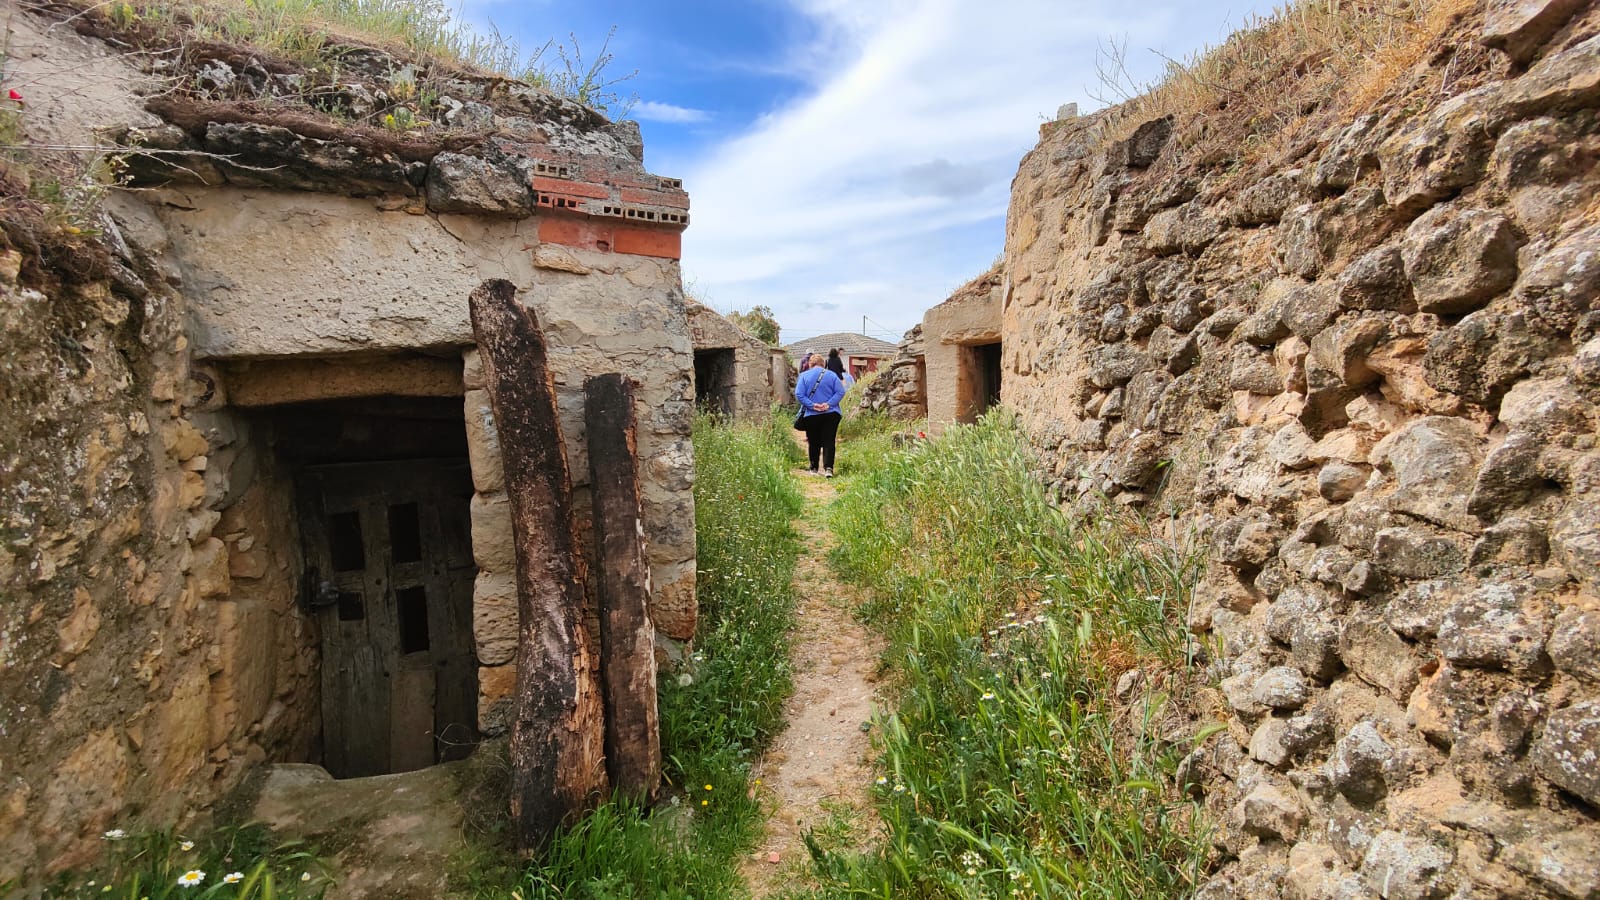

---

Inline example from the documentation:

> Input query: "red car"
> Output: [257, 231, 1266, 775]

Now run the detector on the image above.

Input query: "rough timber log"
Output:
[468, 278, 607, 848]
[584, 374, 663, 803]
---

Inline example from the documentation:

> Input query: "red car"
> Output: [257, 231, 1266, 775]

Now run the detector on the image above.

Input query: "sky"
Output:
[457, 0, 1285, 346]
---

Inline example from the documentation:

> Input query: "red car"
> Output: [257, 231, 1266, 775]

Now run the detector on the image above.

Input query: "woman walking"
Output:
[795, 353, 846, 477]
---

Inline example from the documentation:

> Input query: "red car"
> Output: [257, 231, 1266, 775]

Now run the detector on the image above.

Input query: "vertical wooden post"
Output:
[584, 374, 663, 803]
[467, 279, 608, 849]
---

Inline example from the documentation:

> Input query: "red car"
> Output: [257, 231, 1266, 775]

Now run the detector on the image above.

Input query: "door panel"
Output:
[298, 460, 478, 777]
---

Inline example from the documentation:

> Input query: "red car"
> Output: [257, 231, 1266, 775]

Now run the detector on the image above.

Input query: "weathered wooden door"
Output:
[297, 460, 478, 778]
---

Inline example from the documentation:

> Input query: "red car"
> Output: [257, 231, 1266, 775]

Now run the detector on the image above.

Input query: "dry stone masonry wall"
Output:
[1004, 4, 1600, 898]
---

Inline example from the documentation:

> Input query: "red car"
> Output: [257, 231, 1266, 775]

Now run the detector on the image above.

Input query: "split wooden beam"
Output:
[584, 374, 663, 804]
[467, 278, 607, 849]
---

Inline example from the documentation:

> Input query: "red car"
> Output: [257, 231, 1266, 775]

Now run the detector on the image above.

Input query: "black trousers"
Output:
[802, 411, 841, 470]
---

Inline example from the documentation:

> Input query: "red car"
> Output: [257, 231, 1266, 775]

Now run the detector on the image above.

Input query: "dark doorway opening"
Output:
[694, 348, 736, 416]
[262, 396, 479, 778]
[958, 342, 1003, 423]
[975, 342, 1002, 415]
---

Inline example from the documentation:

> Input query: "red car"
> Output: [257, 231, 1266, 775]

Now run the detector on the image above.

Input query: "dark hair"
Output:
[825, 349, 846, 377]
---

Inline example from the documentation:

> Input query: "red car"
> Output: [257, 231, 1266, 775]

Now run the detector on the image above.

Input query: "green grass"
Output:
[474, 412, 803, 899]
[800, 412, 1209, 898]
[33, 825, 332, 899]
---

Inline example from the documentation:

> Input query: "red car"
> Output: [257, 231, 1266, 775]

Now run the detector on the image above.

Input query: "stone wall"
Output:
[0, 5, 695, 884]
[1002, 5, 1600, 897]
[859, 325, 927, 420]
[686, 299, 776, 420]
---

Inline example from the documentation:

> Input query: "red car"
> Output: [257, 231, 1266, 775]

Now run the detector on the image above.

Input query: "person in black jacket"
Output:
[826, 348, 847, 381]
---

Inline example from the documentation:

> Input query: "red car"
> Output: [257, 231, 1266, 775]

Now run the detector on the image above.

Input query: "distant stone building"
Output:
[784, 332, 899, 377]
[686, 300, 788, 419]
[920, 268, 1005, 432]
[862, 268, 1003, 429]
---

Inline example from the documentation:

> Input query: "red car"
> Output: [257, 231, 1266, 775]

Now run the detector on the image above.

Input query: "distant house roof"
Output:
[784, 332, 898, 363]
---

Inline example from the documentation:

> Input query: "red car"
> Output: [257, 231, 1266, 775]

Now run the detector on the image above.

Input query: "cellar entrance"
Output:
[271, 397, 479, 778]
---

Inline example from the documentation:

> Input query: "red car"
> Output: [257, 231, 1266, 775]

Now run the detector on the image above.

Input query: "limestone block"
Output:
[1531, 700, 1600, 809]
[1339, 617, 1421, 701]
[190, 537, 232, 599]
[56, 587, 100, 660]
[1372, 526, 1467, 579]
[472, 571, 517, 666]
[1437, 581, 1549, 672]
[533, 244, 591, 275]
[1401, 206, 1520, 315]
[1360, 831, 1455, 900]
[1514, 224, 1600, 334]
[1386, 579, 1454, 640]
[1501, 823, 1600, 899]
[424, 152, 534, 216]
[1423, 308, 1560, 407]
[1378, 87, 1498, 215]
[38, 729, 129, 859]
[463, 390, 504, 495]
[652, 567, 697, 641]
[468, 492, 514, 574]
[1312, 114, 1382, 193]
[1547, 604, 1600, 681]
[1496, 33, 1600, 120]
[1480, 0, 1587, 64]
[1328, 721, 1394, 805]
[211, 598, 276, 748]
[1231, 172, 1301, 226]
[1336, 244, 1415, 312]
[462, 348, 484, 390]
[152, 665, 212, 789]
[1240, 781, 1305, 841]
[1253, 667, 1313, 711]
[1372, 416, 1482, 531]
[477, 663, 517, 736]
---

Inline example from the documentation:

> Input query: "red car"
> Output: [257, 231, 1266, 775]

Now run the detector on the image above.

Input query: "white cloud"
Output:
[633, 100, 713, 124]
[679, 0, 1279, 337]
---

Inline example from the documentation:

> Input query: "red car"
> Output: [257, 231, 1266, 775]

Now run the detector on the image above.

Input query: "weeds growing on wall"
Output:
[1090, 0, 1484, 173]
[801, 413, 1209, 898]
[90, 0, 636, 113]
[475, 413, 802, 899]
[33, 825, 332, 899]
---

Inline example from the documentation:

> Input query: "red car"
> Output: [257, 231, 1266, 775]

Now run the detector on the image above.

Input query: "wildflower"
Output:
[102, 887, 112, 894]
[677, 673, 694, 687]
[701, 799, 709, 806]
[179, 840, 195, 851]
[223, 873, 243, 884]
[981, 692, 996, 700]
[875, 776, 888, 785]
[892, 783, 906, 793]
[1041, 671, 1052, 680]
[301, 872, 312, 882]
[1040, 599, 1054, 606]
[7, 88, 21, 103]
[177, 870, 205, 888]
[704, 784, 713, 791]
[103, 829, 127, 841]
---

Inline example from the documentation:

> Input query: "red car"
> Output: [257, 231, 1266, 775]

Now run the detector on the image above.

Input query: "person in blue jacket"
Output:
[795, 353, 846, 477]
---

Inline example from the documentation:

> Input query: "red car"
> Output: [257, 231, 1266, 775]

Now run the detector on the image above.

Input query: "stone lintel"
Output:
[224, 354, 464, 406]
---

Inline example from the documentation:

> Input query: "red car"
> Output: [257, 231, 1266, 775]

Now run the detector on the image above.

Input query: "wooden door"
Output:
[297, 460, 478, 778]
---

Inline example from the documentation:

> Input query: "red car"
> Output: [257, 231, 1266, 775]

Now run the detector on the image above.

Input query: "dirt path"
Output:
[740, 469, 883, 897]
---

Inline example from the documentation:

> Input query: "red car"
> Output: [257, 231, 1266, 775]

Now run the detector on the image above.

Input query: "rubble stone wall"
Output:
[1003, 7, 1600, 897]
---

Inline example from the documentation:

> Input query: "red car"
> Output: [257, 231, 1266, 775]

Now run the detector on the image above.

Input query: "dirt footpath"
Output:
[740, 471, 883, 897]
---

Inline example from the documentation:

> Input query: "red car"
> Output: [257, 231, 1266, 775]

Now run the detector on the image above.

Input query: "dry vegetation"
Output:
[1092, 0, 1495, 177]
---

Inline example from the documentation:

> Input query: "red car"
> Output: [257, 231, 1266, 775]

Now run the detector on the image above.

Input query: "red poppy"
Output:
[7, 89, 21, 102]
